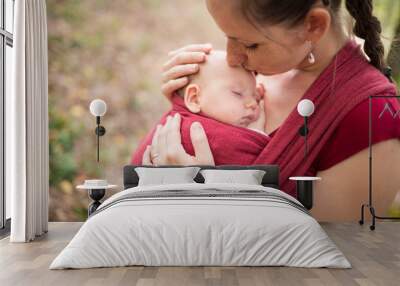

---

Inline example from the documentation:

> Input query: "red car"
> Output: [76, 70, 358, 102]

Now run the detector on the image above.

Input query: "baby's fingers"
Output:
[256, 83, 266, 101]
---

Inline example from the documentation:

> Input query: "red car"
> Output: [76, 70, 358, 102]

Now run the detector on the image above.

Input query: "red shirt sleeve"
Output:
[313, 96, 400, 171]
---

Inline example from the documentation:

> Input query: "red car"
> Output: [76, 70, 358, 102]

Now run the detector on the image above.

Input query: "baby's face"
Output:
[189, 51, 260, 128]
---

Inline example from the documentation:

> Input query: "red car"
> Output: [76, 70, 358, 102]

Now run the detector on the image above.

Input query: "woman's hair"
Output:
[240, 0, 387, 73]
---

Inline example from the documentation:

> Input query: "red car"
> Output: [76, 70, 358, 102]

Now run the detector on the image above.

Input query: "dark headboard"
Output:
[123, 165, 280, 190]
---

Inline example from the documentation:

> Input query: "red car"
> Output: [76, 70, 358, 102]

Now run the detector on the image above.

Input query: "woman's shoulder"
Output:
[313, 95, 400, 171]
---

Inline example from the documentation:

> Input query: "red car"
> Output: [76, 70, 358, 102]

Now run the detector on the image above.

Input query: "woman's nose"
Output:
[227, 39, 247, 67]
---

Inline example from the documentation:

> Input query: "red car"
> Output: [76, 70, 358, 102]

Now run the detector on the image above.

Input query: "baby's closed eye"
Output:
[231, 90, 243, 97]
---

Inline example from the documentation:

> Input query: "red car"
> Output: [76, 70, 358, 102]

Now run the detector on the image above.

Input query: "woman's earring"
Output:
[307, 41, 315, 64]
[308, 52, 315, 64]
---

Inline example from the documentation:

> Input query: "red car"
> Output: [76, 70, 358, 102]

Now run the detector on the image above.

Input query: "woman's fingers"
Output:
[156, 116, 173, 165]
[162, 51, 207, 73]
[190, 122, 215, 165]
[148, 114, 214, 166]
[161, 44, 212, 99]
[162, 64, 199, 84]
[150, 114, 184, 165]
[165, 114, 186, 164]
[162, 114, 182, 164]
[161, 77, 189, 99]
[168, 113, 182, 146]
[168, 43, 212, 57]
[150, 125, 162, 166]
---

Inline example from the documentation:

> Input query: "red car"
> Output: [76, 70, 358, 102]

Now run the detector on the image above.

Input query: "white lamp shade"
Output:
[90, 99, 107, 117]
[297, 99, 315, 117]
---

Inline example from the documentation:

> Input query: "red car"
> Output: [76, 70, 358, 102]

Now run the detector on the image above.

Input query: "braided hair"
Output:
[345, 0, 388, 74]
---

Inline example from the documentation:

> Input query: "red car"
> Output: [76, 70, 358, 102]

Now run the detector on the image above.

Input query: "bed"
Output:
[50, 165, 351, 269]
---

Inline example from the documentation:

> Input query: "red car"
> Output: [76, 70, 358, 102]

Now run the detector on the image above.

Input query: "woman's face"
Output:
[206, 0, 311, 75]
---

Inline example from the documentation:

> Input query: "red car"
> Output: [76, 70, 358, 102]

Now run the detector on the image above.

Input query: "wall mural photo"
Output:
[47, 0, 400, 222]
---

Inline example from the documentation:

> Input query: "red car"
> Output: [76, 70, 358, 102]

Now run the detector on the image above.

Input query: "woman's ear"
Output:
[303, 7, 331, 43]
[184, 84, 201, 113]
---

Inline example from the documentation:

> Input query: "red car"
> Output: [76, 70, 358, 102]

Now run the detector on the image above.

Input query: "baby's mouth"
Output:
[239, 115, 255, 126]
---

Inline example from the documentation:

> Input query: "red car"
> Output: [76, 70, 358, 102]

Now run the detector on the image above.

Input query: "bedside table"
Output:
[77, 181, 118, 217]
[289, 176, 321, 210]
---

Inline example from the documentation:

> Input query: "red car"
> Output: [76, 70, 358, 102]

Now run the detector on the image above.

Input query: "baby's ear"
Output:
[184, 84, 201, 113]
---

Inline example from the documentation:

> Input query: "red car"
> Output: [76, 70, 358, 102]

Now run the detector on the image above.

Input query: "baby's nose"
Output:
[244, 99, 258, 109]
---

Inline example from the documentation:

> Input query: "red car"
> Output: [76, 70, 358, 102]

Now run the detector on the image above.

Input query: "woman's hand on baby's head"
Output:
[161, 44, 213, 99]
[167, 43, 213, 58]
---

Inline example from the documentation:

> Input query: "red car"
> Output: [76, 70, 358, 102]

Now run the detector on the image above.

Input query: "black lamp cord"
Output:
[304, 116, 308, 160]
[96, 116, 100, 162]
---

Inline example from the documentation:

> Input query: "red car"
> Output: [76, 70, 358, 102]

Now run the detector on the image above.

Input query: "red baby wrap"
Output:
[131, 95, 270, 166]
[131, 40, 397, 197]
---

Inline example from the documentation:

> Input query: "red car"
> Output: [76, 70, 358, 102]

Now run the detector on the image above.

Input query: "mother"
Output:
[141, 0, 400, 221]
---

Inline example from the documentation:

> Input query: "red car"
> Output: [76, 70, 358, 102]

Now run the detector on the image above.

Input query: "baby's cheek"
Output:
[207, 105, 237, 123]
[222, 106, 244, 124]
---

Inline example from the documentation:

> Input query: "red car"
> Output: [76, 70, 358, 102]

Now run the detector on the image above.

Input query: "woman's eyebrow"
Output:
[227, 27, 284, 48]
[227, 35, 256, 44]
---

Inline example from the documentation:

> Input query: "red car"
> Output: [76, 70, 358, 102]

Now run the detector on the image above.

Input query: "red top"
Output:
[269, 96, 400, 172]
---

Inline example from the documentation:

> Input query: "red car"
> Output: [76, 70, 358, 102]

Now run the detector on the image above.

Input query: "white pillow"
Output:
[200, 169, 266, 185]
[135, 167, 201, 186]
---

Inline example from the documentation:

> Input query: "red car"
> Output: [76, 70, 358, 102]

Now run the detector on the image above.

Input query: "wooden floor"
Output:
[0, 222, 399, 286]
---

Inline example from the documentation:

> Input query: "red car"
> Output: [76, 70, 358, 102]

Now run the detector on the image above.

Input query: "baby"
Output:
[131, 50, 268, 166]
[175, 50, 265, 131]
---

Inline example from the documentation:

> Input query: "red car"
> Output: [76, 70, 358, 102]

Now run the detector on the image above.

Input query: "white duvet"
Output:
[50, 183, 351, 269]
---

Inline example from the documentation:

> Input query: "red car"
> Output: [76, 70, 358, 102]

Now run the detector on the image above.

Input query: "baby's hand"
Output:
[247, 98, 266, 133]
[247, 83, 266, 133]
[255, 82, 266, 102]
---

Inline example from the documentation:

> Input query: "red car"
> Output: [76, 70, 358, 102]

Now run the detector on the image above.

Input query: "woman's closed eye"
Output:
[244, 43, 259, 51]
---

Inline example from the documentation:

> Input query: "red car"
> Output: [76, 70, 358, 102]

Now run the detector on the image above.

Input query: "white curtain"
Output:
[7, 0, 49, 242]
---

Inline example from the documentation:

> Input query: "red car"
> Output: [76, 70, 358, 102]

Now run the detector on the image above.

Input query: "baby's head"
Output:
[177, 50, 260, 128]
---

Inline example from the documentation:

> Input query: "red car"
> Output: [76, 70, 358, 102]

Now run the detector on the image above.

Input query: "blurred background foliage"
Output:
[47, 0, 225, 221]
[47, 0, 400, 221]
[374, 0, 400, 83]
